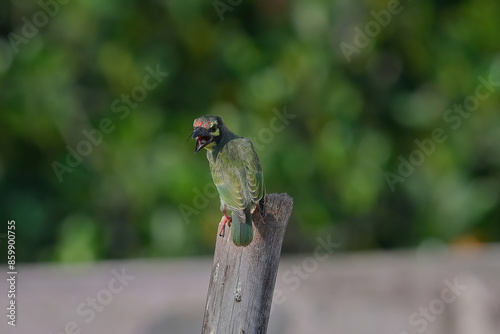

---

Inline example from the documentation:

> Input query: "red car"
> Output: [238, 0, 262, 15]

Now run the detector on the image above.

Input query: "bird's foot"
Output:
[218, 214, 232, 237]
[257, 203, 265, 224]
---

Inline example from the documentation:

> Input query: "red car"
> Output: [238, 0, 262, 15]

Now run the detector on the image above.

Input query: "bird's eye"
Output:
[210, 125, 217, 132]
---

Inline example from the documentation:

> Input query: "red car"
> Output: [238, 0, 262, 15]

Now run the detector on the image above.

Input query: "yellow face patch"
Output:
[204, 141, 216, 151]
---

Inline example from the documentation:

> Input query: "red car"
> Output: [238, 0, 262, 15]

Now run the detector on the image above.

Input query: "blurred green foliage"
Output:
[0, 0, 499, 263]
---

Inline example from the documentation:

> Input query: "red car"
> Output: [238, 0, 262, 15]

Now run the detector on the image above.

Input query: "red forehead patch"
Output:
[193, 119, 211, 128]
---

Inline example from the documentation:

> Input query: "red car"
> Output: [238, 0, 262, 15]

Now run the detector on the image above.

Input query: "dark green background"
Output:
[1, 0, 499, 263]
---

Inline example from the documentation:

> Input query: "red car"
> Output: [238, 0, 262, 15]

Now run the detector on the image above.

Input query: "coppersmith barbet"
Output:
[192, 116, 265, 246]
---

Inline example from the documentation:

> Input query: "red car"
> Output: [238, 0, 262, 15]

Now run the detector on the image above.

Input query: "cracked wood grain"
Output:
[202, 193, 293, 334]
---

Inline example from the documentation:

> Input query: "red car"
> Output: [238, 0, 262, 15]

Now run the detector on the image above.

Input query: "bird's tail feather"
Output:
[232, 208, 253, 247]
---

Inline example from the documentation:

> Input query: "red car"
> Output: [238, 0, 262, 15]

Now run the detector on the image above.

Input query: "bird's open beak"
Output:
[192, 127, 213, 153]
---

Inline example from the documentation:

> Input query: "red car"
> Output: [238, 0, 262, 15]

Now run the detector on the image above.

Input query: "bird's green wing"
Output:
[244, 140, 265, 204]
[209, 138, 264, 210]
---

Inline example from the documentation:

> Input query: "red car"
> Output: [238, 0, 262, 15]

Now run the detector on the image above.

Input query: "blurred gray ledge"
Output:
[2, 246, 500, 334]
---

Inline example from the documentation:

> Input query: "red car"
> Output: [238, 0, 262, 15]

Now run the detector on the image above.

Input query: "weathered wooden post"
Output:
[202, 193, 293, 334]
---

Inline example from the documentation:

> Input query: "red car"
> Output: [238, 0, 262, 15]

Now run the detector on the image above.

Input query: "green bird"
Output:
[192, 115, 265, 247]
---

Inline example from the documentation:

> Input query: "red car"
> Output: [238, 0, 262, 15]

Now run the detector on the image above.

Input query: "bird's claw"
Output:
[218, 214, 232, 237]
[257, 202, 265, 224]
